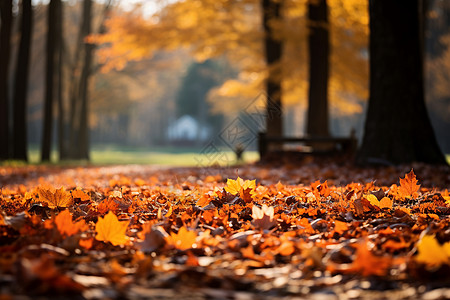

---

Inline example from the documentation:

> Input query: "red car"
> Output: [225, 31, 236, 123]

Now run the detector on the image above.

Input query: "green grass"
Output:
[25, 145, 259, 166]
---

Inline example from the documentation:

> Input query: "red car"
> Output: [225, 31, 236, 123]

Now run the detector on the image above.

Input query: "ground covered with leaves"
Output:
[1, 160, 450, 299]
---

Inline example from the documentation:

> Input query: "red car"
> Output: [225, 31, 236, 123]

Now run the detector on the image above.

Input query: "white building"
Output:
[167, 115, 211, 142]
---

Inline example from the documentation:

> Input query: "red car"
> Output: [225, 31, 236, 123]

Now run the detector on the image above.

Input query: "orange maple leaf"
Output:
[166, 226, 197, 250]
[399, 169, 420, 199]
[71, 189, 90, 201]
[95, 211, 130, 246]
[38, 186, 73, 209]
[350, 241, 392, 276]
[55, 209, 87, 236]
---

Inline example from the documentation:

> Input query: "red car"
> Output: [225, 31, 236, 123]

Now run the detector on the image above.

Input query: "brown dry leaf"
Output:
[252, 204, 277, 230]
[38, 187, 73, 209]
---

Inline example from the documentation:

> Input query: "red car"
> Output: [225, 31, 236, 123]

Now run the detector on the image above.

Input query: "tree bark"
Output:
[77, 0, 93, 160]
[56, 0, 67, 160]
[41, 0, 59, 162]
[306, 0, 330, 137]
[357, 0, 447, 165]
[0, 0, 13, 160]
[12, 0, 33, 161]
[261, 0, 283, 137]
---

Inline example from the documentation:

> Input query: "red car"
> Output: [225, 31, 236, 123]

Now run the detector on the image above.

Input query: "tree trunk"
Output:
[41, 0, 59, 162]
[357, 0, 446, 165]
[77, 0, 93, 160]
[56, 0, 67, 160]
[306, 0, 330, 137]
[0, 0, 13, 160]
[261, 0, 283, 138]
[12, 0, 33, 161]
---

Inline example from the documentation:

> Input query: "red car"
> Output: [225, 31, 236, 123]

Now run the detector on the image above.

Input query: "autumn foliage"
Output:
[0, 165, 450, 297]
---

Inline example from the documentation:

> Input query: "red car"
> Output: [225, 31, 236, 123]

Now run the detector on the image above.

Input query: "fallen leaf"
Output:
[38, 187, 73, 209]
[399, 169, 420, 199]
[415, 235, 450, 267]
[95, 211, 130, 246]
[252, 204, 277, 230]
[54, 209, 87, 236]
[166, 226, 197, 250]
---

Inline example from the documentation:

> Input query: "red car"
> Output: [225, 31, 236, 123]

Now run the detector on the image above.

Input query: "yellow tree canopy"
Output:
[91, 0, 369, 116]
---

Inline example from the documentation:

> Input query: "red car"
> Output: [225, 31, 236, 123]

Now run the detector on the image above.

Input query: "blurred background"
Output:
[0, 0, 449, 165]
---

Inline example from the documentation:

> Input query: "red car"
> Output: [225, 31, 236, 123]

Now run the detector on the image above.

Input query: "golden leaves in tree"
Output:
[399, 169, 420, 199]
[95, 211, 130, 246]
[38, 187, 73, 209]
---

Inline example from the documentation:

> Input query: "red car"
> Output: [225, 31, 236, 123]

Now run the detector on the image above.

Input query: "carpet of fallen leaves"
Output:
[1, 160, 450, 299]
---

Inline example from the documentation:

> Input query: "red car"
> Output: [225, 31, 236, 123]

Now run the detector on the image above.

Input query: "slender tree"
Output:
[41, 0, 60, 162]
[357, 0, 446, 165]
[306, 0, 330, 137]
[261, 0, 283, 137]
[0, 0, 13, 160]
[12, 0, 33, 161]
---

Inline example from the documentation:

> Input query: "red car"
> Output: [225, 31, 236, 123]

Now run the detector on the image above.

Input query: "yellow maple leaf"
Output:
[365, 194, 393, 209]
[224, 177, 256, 201]
[95, 211, 130, 246]
[38, 186, 73, 209]
[415, 235, 450, 267]
[166, 226, 197, 250]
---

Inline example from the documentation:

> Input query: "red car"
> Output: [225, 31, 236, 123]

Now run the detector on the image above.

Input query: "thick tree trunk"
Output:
[357, 0, 446, 165]
[0, 0, 13, 160]
[77, 0, 93, 160]
[12, 0, 33, 161]
[306, 0, 330, 137]
[261, 0, 283, 137]
[41, 0, 59, 162]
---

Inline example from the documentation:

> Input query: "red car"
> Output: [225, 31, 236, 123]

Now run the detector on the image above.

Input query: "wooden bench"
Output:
[258, 132, 357, 159]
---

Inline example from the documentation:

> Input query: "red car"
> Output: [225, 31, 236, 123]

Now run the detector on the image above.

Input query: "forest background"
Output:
[0, 0, 449, 165]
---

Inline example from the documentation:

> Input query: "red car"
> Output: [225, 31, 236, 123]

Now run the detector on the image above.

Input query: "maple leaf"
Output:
[38, 187, 73, 209]
[350, 241, 392, 276]
[366, 194, 393, 209]
[95, 211, 130, 246]
[224, 177, 256, 201]
[252, 204, 277, 230]
[399, 169, 420, 199]
[54, 209, 87, 237]
[166, 226, 197, 250]
[415, 235, 450, 267]
[71, 189, 90, 201]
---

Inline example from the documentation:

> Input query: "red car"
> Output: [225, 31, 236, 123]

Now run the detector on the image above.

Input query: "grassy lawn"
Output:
[25, 145, 259, 166]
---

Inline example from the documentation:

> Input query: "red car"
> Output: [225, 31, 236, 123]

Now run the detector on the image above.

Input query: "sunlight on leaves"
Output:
[38, 187, 73, 209]
[399, 169, 420, 199]
[415, 235, 450, 267]
[166, 226, 197, 251]
[95, 211, 130, 246]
